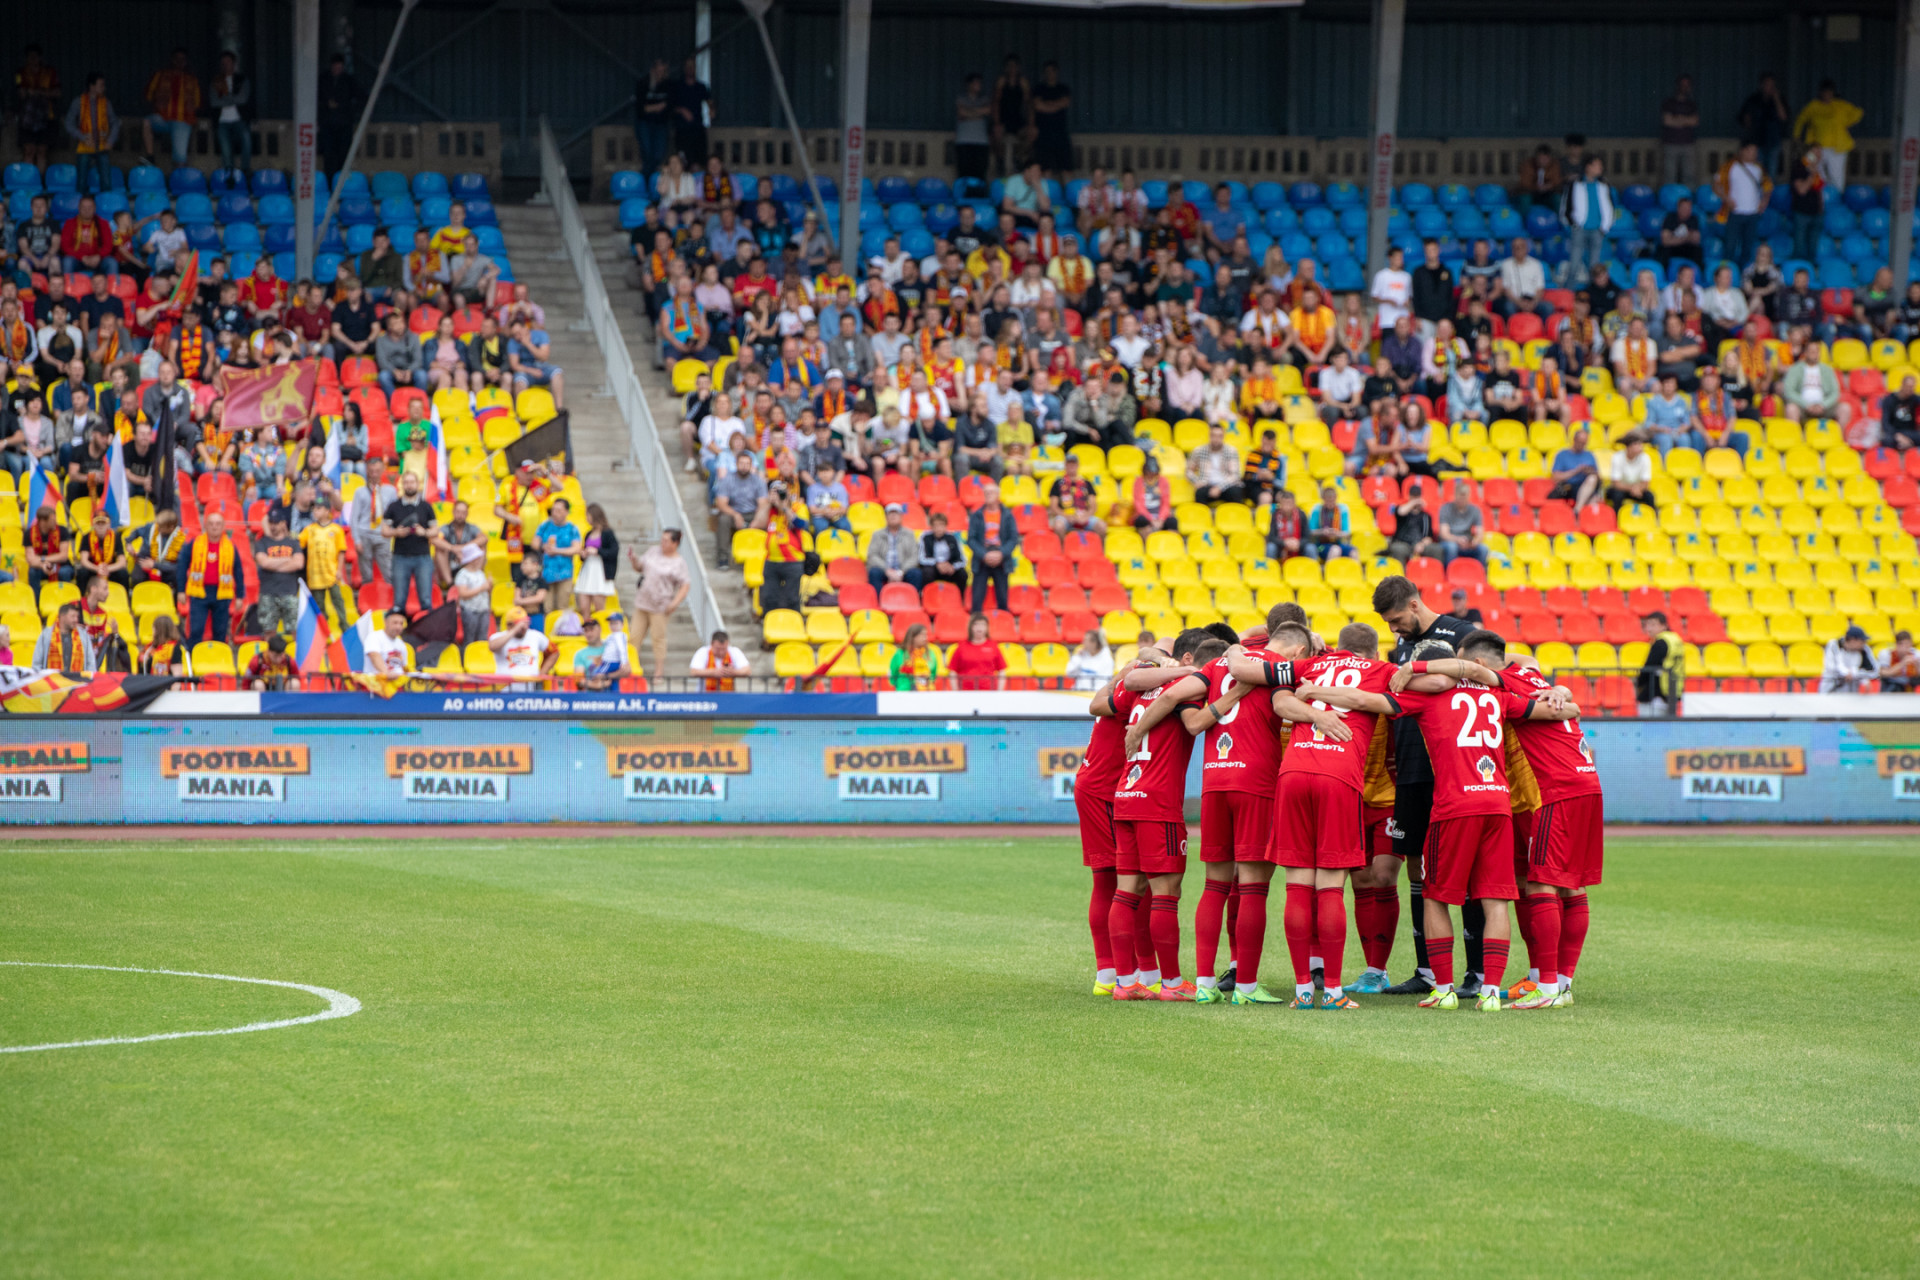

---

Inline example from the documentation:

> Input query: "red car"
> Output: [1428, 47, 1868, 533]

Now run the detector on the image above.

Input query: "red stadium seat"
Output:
[1075, 557, 1118, 588]
[1058, 609, 1100, 639]
[930, 609, 970, 643]
[1495, 504, 1534, 536]
[922, 581, 964, 615]
[1060, 530, 1105, 562]
[837, 582, 878, 615]
[1544, 586, 1584, 614]
[889, 609, 930, 642]
[1047, 584, 1090, 614]
[1668, 586, 1709, 617]
[956, 475, 993, 510]
[1405, 556, 1444, 588]
[826, 558, 867, 588]
[1018, 611, 1062, 643]
[1006, 584, 1045, 614]
[1560, 612, 1601, 644]
[1680, 613, 1727, 644]
[1504, 588, 1547, 616]
[1420, 583, 1452, 614]
[1010, 503, 1049, 535]
[1445, 556, 1485, 585]
[1627, 586, 1668, 616]
[1088, 585, 1131, 615]
[1881, 475, 1918, 507]
[876, 472, 915, 506]
[919, 474, 958, 506]
[1480, 477, 1519, 506]
[1440, 476, 1480, 505]
[1602, 612, 1643, 643]
[878, 582, 922, 614]
[1033, 558, 1074, 588]
[1536, 501, 1576, 535]
[1577, 502, 1617, 536]
[1518, 613, 1560, 645]
[844, 474, 876, 504]
[987, 610, 1019, 642]
[1586, 587, 1629, 617]
[1506, 312, 1544, 343]
[1023, 530, 1064, 561]
[1360, 475, 1400, 507]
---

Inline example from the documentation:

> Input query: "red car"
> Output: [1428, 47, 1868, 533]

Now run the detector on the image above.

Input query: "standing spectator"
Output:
[1370, 245, 1412, 333]
[63, 73, 119, 197]
[574, 504, 619, 617]
[1410, 240, 1455, 337]
[1716, 142, 1769, 269]
[317, 55, 361, 174]
[14, 45, 62, 169]
[253, 508, 303, 636]
[1795, 80, 1862, 198]
[1565, 156, 1615, 287]
[920, 510, 969, 600]
[991, 55, 1032, 177]
[949, 614, 1008, 691]
[1306, 486, 1353, 561]
[668, 56, 712, 165]
[628, 528, 690, 679]
[1660, 74, 1700, 186]
[1517, 144, 1561, 210]
[380, 470, 438, 617]
[178, 510, 238, 643]
[1787, 150, 1826, 263]
[451, 544, 494, 647]
[1031, 63, 1072, 178]
[636, 58, 673, 178]
[1820, 625, 1878, 693]
[299, 495, 352, 630]
[141, 48, 200, 169]
[349, 456, 399, 586]
[535, 499, 583, 614]
[954, 73, 992, 187]
[1739, 72, 1791, 176]
[953, 405, 1004, 484]
[572, 616, 633, 690]
[208, 52, 252, 182]
[968, 487, 1017, 612]
[756, 482, 806, 615]
[866, 503, 923, 593]
[713, 450, 768, 569]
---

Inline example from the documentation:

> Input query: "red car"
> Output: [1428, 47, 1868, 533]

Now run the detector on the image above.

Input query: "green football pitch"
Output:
[2, 832, 1915, 1278]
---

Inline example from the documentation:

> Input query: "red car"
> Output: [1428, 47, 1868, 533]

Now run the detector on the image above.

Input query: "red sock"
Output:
[1195, 878, 1231, 980]
[1234, 882, 1269, 985]
[1149, 895, 1182, 980]
[1525, 893, 1561, 986]
[1559, 892, 1590, 980]
[1283, 882, 1315, 984]
[1353, 887, 1386, 971]
[1134, 891, 1156, 972]
[1315, 887, 1348, 988]
[1107, 890, 1141, 979]
[1513, 885, 1537, 961]
[1481, 936, 1511, 991]
[1089, 870, 1117, 971]
[1307, 883, 1321, 966]
[1225, 881, 1241, 966]
[1428, 932, 1456, 987]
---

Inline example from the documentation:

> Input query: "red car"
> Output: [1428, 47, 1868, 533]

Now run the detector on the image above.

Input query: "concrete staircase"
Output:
[494, 201, 713, 678]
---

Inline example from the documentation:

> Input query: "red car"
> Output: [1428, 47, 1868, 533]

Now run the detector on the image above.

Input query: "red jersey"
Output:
[1111, 683, 1203, 822]
[1197, 650, 1286, 797]
[1077, 707, 1128, 797]
[1495, 664, 1602, 805]
[1391, 684, 1537, 821]
[1280, 650, 1401, 793]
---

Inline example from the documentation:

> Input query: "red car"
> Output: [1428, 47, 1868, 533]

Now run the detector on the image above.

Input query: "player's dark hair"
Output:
[1202, 622, 1238, 645]
[1410, 637, 1455, 661]
[1371, 575, 1421, 616]
[1265, 602, 1308, 632]
[1459, 629, 1506, 663]
[1268, 622, 1313, 653]
[1191, 638, 1230, 666]
[1338, 622, 1379, 656]
[1170, 627, 1211, 662]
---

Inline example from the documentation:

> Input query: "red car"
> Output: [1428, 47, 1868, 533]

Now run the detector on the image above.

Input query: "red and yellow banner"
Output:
[219, 362, 319, 432]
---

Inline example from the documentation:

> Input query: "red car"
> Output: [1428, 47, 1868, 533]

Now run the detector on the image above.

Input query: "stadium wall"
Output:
[5, 714, 1918, 825]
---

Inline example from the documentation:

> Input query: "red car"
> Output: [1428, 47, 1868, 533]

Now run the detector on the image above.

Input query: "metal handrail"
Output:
[536, 116, 725, 643]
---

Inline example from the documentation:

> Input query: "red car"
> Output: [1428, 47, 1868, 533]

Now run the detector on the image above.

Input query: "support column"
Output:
[294, 0, 319, 281]
[839, 0, 872, 272]
[1892, 0, 1920, 289]
[1365, 0, 1406, 280]
[695, 1, 712, 86]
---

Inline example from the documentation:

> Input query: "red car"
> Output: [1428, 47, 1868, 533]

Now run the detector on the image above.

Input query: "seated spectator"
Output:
[1242, 429, 1285, 506]
[1445, 587, 1483, 627]
[33, 601, 96, 673]
[953, 406, 1005, 483]
[1611, 316, 1659, 397]
[1527, 352, 1572, 423]
[1494, 237, 1551, 318]
[1658, 195, 1704, 270]
[1693, 366, 1750, 455]
[997, 398, 1036, 477]
[1129, 454, 1176, 535]
[949, 613, 1008, 691]
[1186, 423, 1244, 505]
[1604, 431, 1655, 508]
[1317, 347, 1366, 425]
[888, 623, 947, 690]
[1641, 373, 1697, 454]
[1820, 625, 1878, 693]
[1780, 342, 1849, 428]
[1266, 487, 1306, 561]
[967, 487, 1016, 612]
[1048, 453, 1106, 536]
[362, 610, 412, 676]
[138, 615, 192, 676]
[508, 318, 566, 409]
[573, 616, 633, 691]
[1546, 426, 1601, 508]
[1880, 630, 1919, 693]
[712, 449, 768, 569]
[60, 194, 114, 277]
[1484, 349, 1528, 419]
[1386, 480, 1438, 565]
[1064, 629, 1114, 691]
[1883, 373, 1920, 451]
[244, 632, 300, 690]
[1435, 489, 1489, 565]
[374, 311, 427, 396]
[689, 628, 752, 691]
[1654, 311, 1703, 392]
[865, 502, 922, 592]
[489, 607, 557, 690]
[1701, 264, 1750, 347]
[1306, 485, 1353, 560]
[1286, 285, 1336, 369]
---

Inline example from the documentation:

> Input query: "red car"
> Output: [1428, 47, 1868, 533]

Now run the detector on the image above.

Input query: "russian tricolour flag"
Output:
[295, 581, 373, 674]
[425, 403, 450, 502]
[25, 455, 58, 519]
[102, 429, 132, 528]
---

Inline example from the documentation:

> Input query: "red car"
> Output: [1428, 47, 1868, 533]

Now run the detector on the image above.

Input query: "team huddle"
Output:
[1075, 574, 1604, 1011]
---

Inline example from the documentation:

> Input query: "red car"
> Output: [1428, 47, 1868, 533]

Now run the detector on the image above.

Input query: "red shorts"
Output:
[1363, 804, 1396, 860]
[1076, 789, 1117, 869]
[1200, 789, 1273, 862]
[1510, 808, 1536, 887]
[1421, 813, 1519, 906]
[1269, 772, 1364, 869]
[1115, 819, 1188, 876]
[1527, 793, 1605, 889]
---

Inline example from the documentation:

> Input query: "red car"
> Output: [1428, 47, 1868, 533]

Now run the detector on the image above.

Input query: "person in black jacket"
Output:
[1410, 240, 1455, 337]
[966, 487, 1016, 612]
[317, 55, 361, 175]
[919, 510, 969, 600]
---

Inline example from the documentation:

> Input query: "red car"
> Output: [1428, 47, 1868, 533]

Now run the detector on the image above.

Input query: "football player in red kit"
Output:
[1103, 630, 1230, 1001]
[1319, 629, 1579, 1010]
[1080, 649, 1189, 996]
[1423, 632, 1601, 1009]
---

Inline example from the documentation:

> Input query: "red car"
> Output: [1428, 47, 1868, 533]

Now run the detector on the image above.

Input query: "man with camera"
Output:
[756, 479, 809, 615]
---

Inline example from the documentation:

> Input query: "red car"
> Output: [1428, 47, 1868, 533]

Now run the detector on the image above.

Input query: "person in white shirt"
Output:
[361, 610, 412, 675]
[689, 630, 752, 684]
[1238, 289, 1290, 350]
[1661, 263, 1704, 319]
[696, 393, 747, 481]
[1820, 626, 1879, 693]
[1316, 347, 1366, 424]
[868, 312, 910, 373]
[1062, 628, 1115, 691]
[982, 368, 1022, 425]
[1369, 245, 1413, 330]
[870, 239, 909, 286]
[1720, 141, 1768, 272]
[488, 607, 555, 690]
[1700, 264, 1750, 343]
[1110, 312, 1150, 369]
[1496, 237, 1550, 318]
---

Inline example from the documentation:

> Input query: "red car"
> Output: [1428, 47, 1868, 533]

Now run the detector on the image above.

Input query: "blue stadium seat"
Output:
[1620, 184, 1656, 213]
[3, 162, 40, 192]
[333, 171, 370, 197]
[886, 202, 922, 231]
[1337, 206, 1368, 237]
[609, 170, 645, 200]
[377, 196, 415, 226]
[186, 223, 220, 251]
[809, 176, 839, 203]
[1657, 183, 1690, 210]
[859, 176, 876, 200]
[1279, 231, 1313, 260]
[1413, 207, 1449, 238]
[1840, 232, 1876, 263]
[1817, 257, 1858, 289]
[1861, 208, 1891, 239]
[618, 197, 650, 229]
[1320, 182, 1357, 210]
[915, 176, 952, 206]
[317, 219, 348, 254]
[923, 204, 957, 235]
[384, 222, 418, 250]
[768, 173, 801, 202]
[272, 251, 296, 279]
[338, 196, 377, 226]
[1392, 233, 1423, 258]
[1624, 257, 1664, 287]
[418, 195, 451, 226]
[463, 198, 496, 226]
[94, 190, 128, 218]
[1487, 207, 1523, 239]
[257, 194, 295, 226]
[208, 169, 248, 196]
[901, 228, 936, 259]
[249, 169, 288, 197]
[223, 222, 262, 251]
[1524, 206, 1562, 238]
[344, 224, 375, 253]
[1448, 207, 1485, 238]
[1314, 232, 1350, 261]
[1843, 183, 1877, 213]
[1398, 182, 1433, 208]
[1326, 257, 1365, 292]
[493, 256, 514, 283]
[1692, 187, 1721, 216]
[875, 175, 912, 204]
[370, 171, 408, 201]
[411, 171, 449, 199]
[125, 166, 167, 198]
[131, 190, 169, 221]
[858, 203, 885, 231]
[1301, 206, 1336, 236]
[452, 172, 490, 199]
[44, 164, 77, 193]
[168, 167, 206, 196]
[1539, 235, 1569, 265]
[48, 191, 80, 220]
[215, 193, 254, 224]
[1140, 179, 1168, 208]
[1288, 182, 1322, 207]
[1250, 181, 1285, 212]
[474, 226, 506, 253]
[734, 173, 759, 203]
[1262, 206, 1297, 235]
[174, 193, 214, 225]
[1247, 231, 1273, 260]
[1435, 183, 1471, 211]
[1823, 206, 1856, 238]
[315, 252, 343, 281]
[1473, 183, 1508, 210]
[1387, 209, 1411, 238]
[1182, 179, 1209, 205]
[781, 200, 806, 227]
[262, 223, 296, 253]
[859, 229, 887, 261]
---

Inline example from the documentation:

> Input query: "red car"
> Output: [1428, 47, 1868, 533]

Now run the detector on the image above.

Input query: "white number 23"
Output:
[1450, 690, 1504, 749]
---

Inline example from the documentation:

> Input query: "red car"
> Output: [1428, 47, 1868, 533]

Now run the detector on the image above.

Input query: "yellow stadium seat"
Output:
[191, 642, 236, 675]
[1527, 559, 1568, 588]
[1699, 505, 1739, 537]
[1101, 610, 1142, 644]
[1725, 613, 1768, 644]
[1534, 641, 1576, 673]
[1664, 448, 1703, 479]
[1782, 445, 1823, 479]
[1490, 419, 1529, 451]
[1143, 530, 1186, 562]
[1029, 642, 1072, 678]
[1510, 531, 1551, 564]
[1575, 642, 1617, 670]
[856, 643, 895, 678]
[847, 609, 892, 643]
[772, 642, 816, 677]
[671, 359, 709, 394]
[1242, 559, 1282, 588]
[762, 609, 806, 644]
[1785, 641, 1824, 677]
[1830, 339, 1869, 371]
[1106, 445, 1146, 480]
[1658, 505, 1698, 535]
[1701, 641, 1745, 676]
[1871, 339, 1907, 370]
[1806, 612, 1847, 643]
[1487, 561, 1528, 590]
[1767, 613, 1809, 643]
[1159, 559, 1200, 587]
[1202, 558, 1244, 588]
[1745, 642, 1788, 678]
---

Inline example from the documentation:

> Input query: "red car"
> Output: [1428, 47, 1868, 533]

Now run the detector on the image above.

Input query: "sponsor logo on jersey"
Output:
[1384, 817, 1404, 839]
[1475, 754, 1497, 783]
[1215, 731, 1233, 759]
[1125, 763, 1143, 789]
[1578, 734, 1594, 762]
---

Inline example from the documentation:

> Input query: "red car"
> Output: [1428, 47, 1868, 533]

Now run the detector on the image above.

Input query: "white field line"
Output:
[0, 962, 361, 1054]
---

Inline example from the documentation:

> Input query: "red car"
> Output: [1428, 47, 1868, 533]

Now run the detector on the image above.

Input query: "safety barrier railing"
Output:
[536, 115, 725, 643]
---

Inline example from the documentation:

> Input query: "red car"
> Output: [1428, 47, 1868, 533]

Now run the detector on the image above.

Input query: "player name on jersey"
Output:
[162, 745, 309, 803]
